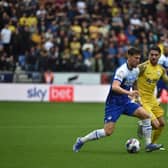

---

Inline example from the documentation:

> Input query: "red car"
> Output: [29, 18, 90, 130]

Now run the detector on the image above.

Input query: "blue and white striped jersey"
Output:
[158, 54, 168, 69]
[106, 62, 139, 105]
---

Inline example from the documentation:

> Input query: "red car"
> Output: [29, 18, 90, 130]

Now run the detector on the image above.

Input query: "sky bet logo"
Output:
[27, 87, 47, 101]
[49, 86, 74, 102]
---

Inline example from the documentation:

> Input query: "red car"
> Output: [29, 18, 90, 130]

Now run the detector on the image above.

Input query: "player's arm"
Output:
[129, 81, 141, 103]
[112, 67, 139, 97]
[132, 80, 137, 90]
[112, 80, 139, 98]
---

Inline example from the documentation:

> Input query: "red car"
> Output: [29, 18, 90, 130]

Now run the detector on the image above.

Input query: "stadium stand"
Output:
[0, 0, 168, 82]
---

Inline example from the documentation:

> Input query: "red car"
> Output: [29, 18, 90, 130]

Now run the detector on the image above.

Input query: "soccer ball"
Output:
[125, 138, 140, 153]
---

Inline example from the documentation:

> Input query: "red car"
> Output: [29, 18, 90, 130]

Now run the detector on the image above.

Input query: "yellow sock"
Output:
[152, 127, 164, 144]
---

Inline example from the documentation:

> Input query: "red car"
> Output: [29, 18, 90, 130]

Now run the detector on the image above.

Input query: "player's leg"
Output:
[133, 107, 152, 145]
[152, 116, 165, 144]
[136, 106, 165, 149]
[152, 117, 165, 150]
[73, 122, 115, 152]
[136, 104, 151, 139]
[73, 104, 120, 152]
[77, 122, 113, 143]
[151, 104, 165, 144]
[133, 106, 162, 152]
[125, 103, 153, 147]
[72, 128, 106, 152]
[137, 120, 143, 139]
[80, 122, 115, 143]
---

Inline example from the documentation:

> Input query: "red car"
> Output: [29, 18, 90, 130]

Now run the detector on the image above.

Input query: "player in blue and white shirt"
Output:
[73, 47, 161, 153]
[157, 43, 168, 95]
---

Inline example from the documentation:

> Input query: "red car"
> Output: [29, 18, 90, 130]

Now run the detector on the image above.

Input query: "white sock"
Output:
[80, 129, 106, 143]
[138, 120, 143, 126]
[142, 119, 152, 146]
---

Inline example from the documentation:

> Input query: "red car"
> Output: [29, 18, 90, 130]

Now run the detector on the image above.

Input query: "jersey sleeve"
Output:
[114, 68, 125, 83]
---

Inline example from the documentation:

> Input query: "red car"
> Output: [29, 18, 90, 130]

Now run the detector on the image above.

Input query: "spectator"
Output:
[0, 24, 12, 55]
[43, 69, 54, 84]
[0, 0, 168, 74]
[82, 47, 93, 71]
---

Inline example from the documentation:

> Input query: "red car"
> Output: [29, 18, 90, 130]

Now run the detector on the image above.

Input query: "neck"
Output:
[127, 62, 133, 70]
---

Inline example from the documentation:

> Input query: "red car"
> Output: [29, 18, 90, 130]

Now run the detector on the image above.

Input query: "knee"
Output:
[136, 107, 151, 120]
[152, 120, 161, 129]
[104, 122, 115, 136]
[105, 130, 113, 136]
[140, 112, 151, 120]
[159, 121, 165, 127]
[152, 119, 165, 129]
[104, 127, 114, 136]
[152, 123, 160, 129]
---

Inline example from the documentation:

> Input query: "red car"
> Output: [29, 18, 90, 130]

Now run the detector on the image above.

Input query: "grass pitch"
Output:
[0, 102, 167, 168]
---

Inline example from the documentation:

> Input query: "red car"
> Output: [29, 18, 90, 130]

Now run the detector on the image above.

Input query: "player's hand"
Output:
[129, 90, 139, 98]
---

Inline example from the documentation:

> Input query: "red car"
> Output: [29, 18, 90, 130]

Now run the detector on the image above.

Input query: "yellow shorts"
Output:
[141, 98, 164, 121]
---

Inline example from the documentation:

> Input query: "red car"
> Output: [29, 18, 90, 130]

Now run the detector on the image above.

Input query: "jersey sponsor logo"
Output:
[124, 74, 137, 86]
[146, 78, 157, 84]
[27, 87, 47, 101]
[49, 86, 74, 102]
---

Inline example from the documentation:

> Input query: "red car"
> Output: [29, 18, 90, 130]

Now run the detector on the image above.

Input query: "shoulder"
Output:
[138, 60, 149, 68]
[114, 63, 127, 80]
[116, 63, 128, 75]
[138, 61, 149, 75]
[117, 63, 127, 70]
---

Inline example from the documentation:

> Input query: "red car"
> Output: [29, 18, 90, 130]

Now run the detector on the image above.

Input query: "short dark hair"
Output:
[127, 47, 140, 56]
[149, 45, 161, 54]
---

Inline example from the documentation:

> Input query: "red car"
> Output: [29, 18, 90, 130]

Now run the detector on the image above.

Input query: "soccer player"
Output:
[137, 45, 168, 147]
[73, 47, 161, 153]
[157, 42, 168, 96]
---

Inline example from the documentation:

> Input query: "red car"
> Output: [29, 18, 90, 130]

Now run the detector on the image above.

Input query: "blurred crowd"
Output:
[0, 0, 168, 73]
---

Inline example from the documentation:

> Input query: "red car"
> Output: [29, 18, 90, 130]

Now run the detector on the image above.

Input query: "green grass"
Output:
[0, 102, 167, 168]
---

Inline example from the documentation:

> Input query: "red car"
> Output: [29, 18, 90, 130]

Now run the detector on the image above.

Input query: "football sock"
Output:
[80, 129, 106, 143]
[138, 120, 142, 126]
[142, 119, 152, 145]
[152, 127, 164, 144]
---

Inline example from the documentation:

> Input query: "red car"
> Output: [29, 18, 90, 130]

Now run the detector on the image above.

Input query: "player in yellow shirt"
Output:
[137, 45, 168, 148]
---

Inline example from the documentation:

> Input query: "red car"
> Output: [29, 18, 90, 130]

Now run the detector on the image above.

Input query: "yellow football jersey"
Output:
[137, 61, 168, 120]
[137, 61, 165, 99]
